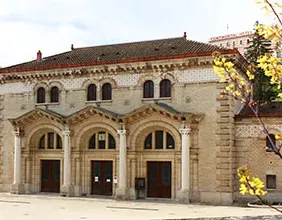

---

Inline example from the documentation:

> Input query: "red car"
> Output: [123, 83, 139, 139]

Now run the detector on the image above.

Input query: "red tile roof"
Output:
[0, 37, 235, 73]
[236, 102, 282, 118]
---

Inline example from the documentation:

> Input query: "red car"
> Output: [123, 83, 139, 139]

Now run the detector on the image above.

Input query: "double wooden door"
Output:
[41, 160, 60, 193]
[147, 161, 171, 198]
[91, 161, 113, 196]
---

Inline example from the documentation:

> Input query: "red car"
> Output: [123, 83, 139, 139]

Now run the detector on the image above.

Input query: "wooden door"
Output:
[41, 160, 60, 193]
[91, 161, 113, 196]
[147, 161, 171, 198]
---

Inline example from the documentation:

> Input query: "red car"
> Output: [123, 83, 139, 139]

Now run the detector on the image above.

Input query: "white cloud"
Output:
[0, 0, 278, 67]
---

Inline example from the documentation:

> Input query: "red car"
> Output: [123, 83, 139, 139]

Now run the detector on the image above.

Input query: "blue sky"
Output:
[0, 0, 275, 67]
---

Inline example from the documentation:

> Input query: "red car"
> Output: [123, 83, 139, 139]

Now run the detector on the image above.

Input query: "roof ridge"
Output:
[75, 36, 186, 50]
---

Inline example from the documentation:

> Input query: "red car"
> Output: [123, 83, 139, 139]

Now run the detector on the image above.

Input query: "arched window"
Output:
[143, 80, 154, 98]
[87, 84, 97, 101]
[266, 134, 276, 152]
[39, 135, 45, 149]
[144, 133, 152, 149]
[88, 131, 116, 149]
[37, 87, 46, 103]
[89, 134, 96, 149]
[144, 131, 174, 149]
[102, 83, 112, 100]
[38, 132, 62, 149]
[50, 86, 59, 103]
[159, 79, 171, 98]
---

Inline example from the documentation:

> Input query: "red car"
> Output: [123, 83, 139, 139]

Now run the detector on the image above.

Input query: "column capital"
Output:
[179, 128, 191, 136]
[13, 130, 20, 137]
[62, 130, 71, 136]
[117, 129, 126, 136]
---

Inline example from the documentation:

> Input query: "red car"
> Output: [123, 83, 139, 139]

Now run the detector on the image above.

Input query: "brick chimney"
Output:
[37, 50, 42, 61]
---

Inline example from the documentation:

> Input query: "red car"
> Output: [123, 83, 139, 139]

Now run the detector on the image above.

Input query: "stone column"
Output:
[116, 129, 128, 199]
[177, 127, 191, 202]
[11, 129, 24, 194]
[61, 129, 73, 196]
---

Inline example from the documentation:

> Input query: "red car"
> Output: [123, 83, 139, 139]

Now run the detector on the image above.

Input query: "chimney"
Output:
[37, 50, 42, 61]
[183, 32, 187, 39]
[71, 44, 74, 51]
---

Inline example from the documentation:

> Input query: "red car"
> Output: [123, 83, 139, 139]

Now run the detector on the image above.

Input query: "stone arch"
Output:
[75, 122, 119, 150]
[34, 82, 49, 103]
[129, 120, 181, 151]
[81, 78, 99, 89]
[26, 123, 63, 150]
[49, 81, 65, 92]
[137, 73, 156, 86]
[99, 77, 117, 89]
[157, 72, 177, 85]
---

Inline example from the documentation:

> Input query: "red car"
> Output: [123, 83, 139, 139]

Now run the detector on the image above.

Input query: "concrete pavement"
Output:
[0, 193, 280, 220]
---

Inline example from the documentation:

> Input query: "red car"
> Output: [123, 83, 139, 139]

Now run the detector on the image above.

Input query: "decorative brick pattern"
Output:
[0, 68, 218, 95]
[236, 125, 282, 137]
[176, 68, 219, 83]
[0, 82, 33, 94]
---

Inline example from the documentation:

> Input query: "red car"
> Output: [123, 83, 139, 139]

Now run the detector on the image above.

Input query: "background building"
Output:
[209, 31, 253, 56]
[209, 31, 282, 58]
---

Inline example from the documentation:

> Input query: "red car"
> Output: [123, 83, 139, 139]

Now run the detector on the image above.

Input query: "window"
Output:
[239, 40, 243, 45]
[226, 42, 230, 47]
[266, 175, 276, 189]
[166, 133, 175, 149]
[102, 83, 112, 100]
[47, 132, 54, 149]
[98, 131, 106, 149]
[143, 80, 154, 98]
[87, 84, 97, 101]
[56, 134, 62, 149]
[144, 131, 174, 150]
[37, 87, 46, 103]
[266, 134, 276, 152]
[38, 132, 62, 149]
[39, 135, 45, 149]
[50, 86, 59, 103]
[89, 134, 96, 149]
[155, 130, 164, 149]
[144, 133, 152, 149]
[232, 41, 235, 47]
[88, 131, 116, 149]
[159, 79, 171, 98]
[108, 134, 116, 149]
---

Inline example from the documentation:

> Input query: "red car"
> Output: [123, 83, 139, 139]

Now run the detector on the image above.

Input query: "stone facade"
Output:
[235, 116, 282, 202]
[0, 37, 253, 204]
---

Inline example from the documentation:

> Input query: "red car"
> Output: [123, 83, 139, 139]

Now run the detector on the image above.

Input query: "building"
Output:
[209, 31, 253, 56]
[209, 31, 282, 58]
[1, 33, 277, 204]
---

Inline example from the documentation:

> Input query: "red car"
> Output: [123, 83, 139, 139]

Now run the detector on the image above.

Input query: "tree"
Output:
[245, 21, 278, 102]
[213, 0, 282, 212]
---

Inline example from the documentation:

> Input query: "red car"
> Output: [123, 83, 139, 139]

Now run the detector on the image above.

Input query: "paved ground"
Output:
[0, 193, 280, 220]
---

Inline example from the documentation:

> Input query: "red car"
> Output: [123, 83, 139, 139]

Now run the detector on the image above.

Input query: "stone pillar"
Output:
[116, 129, 128, 199]
[177, 127, 191, 203]
[11, 129, 24, 194]
[61, 129, 73, 196]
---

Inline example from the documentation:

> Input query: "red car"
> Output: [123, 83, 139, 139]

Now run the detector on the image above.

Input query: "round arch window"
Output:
[144, 130, 174, 149]
[89, 131, 116, 149]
